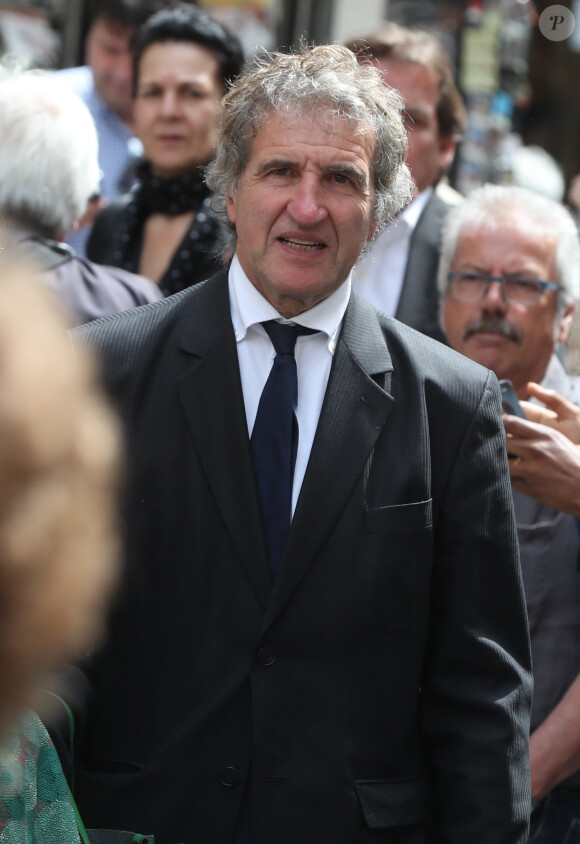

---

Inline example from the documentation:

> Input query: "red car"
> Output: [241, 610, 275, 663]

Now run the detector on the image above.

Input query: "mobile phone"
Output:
[499, 379, 526, 419]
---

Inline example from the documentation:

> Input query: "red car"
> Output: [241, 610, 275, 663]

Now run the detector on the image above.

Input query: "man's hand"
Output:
[520, 381, 580, 444]
[503, 412, 580, 514]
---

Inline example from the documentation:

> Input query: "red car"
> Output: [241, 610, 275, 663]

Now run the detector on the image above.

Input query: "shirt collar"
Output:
[371, 186, 434, 248]
[228, 253, 350, 354]
[400, 186, 433, 229]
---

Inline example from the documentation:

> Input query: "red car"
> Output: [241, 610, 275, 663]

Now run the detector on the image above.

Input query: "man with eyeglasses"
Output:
[439, 183, 580, 844]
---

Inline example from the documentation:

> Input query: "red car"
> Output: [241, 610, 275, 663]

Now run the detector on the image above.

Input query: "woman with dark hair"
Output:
[87, 3, 244, 296]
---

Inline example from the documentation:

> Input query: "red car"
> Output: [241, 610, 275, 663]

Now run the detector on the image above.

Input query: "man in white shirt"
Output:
[346, 23, 466, 341]
[66, 44, 531, 844]
[57, 0, 167, 255]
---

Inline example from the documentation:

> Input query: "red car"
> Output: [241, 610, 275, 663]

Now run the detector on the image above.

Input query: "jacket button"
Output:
[219, 766, 239, 788]
[257, 646, 276, 666]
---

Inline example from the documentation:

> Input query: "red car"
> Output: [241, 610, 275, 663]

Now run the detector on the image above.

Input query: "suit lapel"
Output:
[177, 272, 271, 608]
[395, 192, 447, 341]
[261, 292, 395, 631]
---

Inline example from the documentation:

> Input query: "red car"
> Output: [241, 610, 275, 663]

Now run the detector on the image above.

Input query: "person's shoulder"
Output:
[98, 263, 163, 306]
[75, 271, 222, 353]
[76, 286, 187, 348]
[378, 310, 495, 398]
[63, 256, 162, 314]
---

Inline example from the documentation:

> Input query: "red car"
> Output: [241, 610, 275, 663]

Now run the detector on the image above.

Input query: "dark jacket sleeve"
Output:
[422, 368, 532, 842]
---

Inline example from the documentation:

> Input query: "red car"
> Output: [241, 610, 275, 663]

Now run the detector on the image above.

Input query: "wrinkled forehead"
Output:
[254, 101, 375, 143]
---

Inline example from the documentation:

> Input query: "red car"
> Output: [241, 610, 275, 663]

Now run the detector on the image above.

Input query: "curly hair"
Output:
[206, 44, 413, 260]
[0, 264, 120, 732]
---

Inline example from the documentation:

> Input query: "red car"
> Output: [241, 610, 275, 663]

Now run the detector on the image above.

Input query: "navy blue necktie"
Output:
[251, 320, 315, 577]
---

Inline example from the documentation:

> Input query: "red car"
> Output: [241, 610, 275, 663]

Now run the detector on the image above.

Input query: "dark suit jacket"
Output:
[395, 190, 453, 344]
[72, 270, 531, 844]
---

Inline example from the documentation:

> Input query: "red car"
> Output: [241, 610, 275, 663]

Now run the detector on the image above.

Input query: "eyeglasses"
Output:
[447, 272, 562, 306]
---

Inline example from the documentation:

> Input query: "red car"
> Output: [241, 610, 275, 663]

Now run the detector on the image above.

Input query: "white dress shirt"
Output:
[228, 253, 349, 514]
[352, 188, 432, 315]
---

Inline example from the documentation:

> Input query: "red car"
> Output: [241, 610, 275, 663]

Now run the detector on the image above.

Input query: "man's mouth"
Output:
[279, 237, 325, 251]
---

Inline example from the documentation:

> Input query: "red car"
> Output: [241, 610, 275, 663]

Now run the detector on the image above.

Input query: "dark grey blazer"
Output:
[395, 190, 453, 344]
[72, 270, 531, 844]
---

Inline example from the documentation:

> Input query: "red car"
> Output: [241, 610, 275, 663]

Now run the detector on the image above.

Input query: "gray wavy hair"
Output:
[206, 44, 413, 259]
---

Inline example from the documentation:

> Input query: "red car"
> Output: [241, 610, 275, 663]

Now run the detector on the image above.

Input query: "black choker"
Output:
[106, 159, 223, 297]
[135, 160, 210, 217]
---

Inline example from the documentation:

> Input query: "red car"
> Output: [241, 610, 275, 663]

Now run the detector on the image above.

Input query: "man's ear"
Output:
[438, 134, 456, 174]
[557, 301, 576, 344]
[226, 193, 237, 225]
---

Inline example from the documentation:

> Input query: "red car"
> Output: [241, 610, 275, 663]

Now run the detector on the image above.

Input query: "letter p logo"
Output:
[540, 5, 576, 40]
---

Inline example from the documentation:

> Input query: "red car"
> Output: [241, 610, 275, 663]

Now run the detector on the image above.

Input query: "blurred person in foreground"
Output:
[0, 72, 162, 326]
[87, 3, 244, 296]
[345, 22, 466, 342]
[0, 263, 120, 839]
[56, 0, 173, 255]
[69, 44, 530, 844]
[439, 183, 580, 843]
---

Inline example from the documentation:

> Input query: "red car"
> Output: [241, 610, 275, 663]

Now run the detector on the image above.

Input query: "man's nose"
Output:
[287, 177, 328, 226]
[482, 278, 509, 310]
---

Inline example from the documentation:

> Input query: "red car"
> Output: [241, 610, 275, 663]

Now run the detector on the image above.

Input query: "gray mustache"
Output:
[463, 315, 522, 344]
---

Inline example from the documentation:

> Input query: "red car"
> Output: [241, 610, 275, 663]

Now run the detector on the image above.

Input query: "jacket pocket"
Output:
[81, 753, 143, 774]
[364, 499, 432, 533]
[355, 777, 430, 828]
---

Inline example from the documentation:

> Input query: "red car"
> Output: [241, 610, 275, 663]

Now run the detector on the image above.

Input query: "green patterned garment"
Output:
[0, 711, 79, 843]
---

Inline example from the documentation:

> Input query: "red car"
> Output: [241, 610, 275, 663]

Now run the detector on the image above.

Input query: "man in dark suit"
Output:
[71, 44, 531, 844]
[346, 23, 466, 342]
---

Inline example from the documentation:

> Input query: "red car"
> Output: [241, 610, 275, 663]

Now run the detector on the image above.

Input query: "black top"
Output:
[87, 189, 224, 297]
